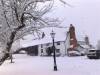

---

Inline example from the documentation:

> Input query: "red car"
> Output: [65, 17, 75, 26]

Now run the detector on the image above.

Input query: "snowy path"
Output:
[0, 54, 100, 75]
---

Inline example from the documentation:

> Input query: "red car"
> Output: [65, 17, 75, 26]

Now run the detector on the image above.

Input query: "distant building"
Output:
[67, 25, 93, 56]
[77, 36, 94, 55]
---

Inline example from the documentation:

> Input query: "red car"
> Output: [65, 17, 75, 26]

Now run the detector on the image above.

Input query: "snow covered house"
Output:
[20, 27, 69, 56]
[67, 24, 93, 56]
[14, 24, 93, 56]
[77, 36, 94, 55]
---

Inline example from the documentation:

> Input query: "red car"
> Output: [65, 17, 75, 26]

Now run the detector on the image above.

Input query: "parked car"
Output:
[87, 49, 100, 59]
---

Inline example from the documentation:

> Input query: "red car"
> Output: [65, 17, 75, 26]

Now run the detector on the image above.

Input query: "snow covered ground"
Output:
[0, 54, 100, 75]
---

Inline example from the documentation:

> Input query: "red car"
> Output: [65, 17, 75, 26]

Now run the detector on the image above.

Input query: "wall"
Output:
[38, 41, 66, 56]
[65, 31, 70, 55]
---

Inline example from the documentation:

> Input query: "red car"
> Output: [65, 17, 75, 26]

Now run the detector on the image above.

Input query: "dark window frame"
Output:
[57, 42, 60, 45]
[56, 49, 60, 53]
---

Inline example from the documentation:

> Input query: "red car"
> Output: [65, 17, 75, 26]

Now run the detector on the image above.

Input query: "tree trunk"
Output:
[0, 25, 25, 65]
[0, 31, 17, 65]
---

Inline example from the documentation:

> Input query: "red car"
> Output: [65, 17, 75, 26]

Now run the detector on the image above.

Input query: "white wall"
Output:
[65, 32, 70, 54]
[38, 41, 66, 56]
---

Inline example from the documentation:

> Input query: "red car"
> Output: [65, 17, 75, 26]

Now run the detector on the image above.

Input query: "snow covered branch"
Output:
[0, 0, 67, 65]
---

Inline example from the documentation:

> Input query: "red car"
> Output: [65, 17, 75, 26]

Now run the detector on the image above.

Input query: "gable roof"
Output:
[20, 27, 68, 47]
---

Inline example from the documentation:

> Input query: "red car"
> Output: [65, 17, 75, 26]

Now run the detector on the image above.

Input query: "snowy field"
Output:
[0, 54, 100, 75]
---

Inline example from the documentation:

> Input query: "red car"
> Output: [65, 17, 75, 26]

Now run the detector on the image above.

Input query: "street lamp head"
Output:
[50, 30, 55, 39]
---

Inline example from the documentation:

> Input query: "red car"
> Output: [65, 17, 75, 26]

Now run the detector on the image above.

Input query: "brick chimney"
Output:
[69, 24, 77, 50]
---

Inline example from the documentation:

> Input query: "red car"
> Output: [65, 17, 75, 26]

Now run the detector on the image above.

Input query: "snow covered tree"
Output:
[0, 0, 67, 65]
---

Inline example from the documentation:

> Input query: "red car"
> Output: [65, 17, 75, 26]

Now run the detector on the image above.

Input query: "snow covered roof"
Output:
[78, 41, 86, 45]
[20, 27, 68, 47]
[79, 44, 91, 49]
[76, 34, 85, 42]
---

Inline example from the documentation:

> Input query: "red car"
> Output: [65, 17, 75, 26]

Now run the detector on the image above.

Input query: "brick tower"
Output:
[69, 24, 77, 50]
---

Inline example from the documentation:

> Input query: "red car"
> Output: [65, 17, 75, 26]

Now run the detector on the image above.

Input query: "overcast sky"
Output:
[45, 0, 100, 46]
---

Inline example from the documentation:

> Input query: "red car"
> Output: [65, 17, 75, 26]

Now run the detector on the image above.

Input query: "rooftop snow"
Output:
[20, 27, 68, 47]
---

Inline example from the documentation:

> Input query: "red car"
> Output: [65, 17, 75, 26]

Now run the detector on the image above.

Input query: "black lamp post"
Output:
[50, 30, 57, 71]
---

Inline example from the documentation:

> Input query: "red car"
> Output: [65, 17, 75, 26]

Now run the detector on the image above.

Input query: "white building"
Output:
[20, 27, 70, 56]
[17, 24, 93, 56]
[38, 41, 66, 56]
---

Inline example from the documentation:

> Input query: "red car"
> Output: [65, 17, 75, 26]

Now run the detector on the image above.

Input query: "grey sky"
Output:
[45, 0, 100, 46]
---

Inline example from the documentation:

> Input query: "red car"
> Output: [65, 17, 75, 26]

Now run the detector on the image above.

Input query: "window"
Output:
[57, 42, 60, 45]
[41, 44, 43, 48]
[56, 49, 60, 53]
[41, 49, 43, 53]
[41, 49, 43, 56]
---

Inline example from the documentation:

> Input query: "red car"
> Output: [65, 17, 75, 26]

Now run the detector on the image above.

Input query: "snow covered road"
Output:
[0, 54, 100, 75]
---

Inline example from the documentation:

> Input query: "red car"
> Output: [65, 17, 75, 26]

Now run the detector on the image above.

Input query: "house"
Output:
[67, 25, 94, 56]
[13, 24, 93, 56]
[38, 41, 66, 56]
[20, 27, 69, 56]
[77, 36, 94, 55]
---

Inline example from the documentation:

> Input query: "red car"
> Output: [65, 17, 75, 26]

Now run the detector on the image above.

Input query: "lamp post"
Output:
[50, 30, 57, 71]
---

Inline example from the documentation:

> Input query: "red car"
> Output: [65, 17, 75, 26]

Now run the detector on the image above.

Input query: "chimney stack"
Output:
[69, 24, 77, 50]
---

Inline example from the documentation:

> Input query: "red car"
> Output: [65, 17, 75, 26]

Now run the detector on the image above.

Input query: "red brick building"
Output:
[67, 24, 93, 56]
[69, 24, 78, 50]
